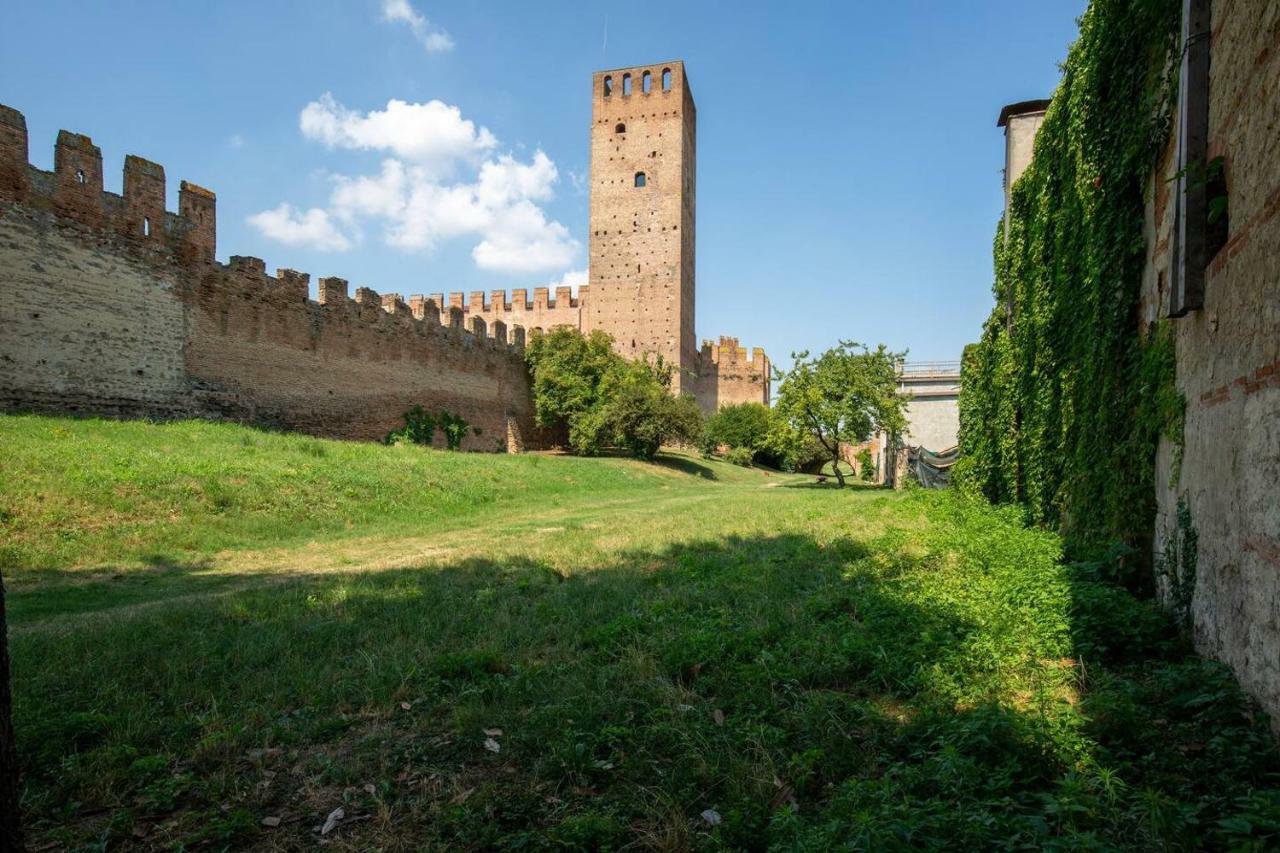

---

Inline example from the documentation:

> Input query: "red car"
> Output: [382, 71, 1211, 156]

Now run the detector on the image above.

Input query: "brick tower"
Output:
[587, 61, 697, 393]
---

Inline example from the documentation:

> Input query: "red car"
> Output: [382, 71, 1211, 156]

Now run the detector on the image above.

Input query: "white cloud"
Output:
[381, 0, 454, 52]
[300, 93, 494, 177]
[251, 95, 580, 274]
[548, 268, 588, 292]
[472, 201, 578, 272]
[228, 133, 245, 149]
[246, 204, 353, 252]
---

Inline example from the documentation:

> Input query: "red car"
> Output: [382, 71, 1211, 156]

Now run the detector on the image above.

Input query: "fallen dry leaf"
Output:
[483, 737, 501, 753]
[483, 727, 504, 737]
[320, 806, 344, 835]
[363, 783, 376, 795]
[770, 784, 797, 810]
[701, 809, 722, 826]
[713, 709, 725, 726]
[400, 701, 412, 711]
[451, 787, 475, 805]
[261, 815, 281, 828]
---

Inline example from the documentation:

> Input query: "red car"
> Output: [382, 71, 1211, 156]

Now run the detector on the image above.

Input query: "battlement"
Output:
[202, 262, 532, 353]
[593, 60, 690, 107]
[700, 336, 769, 371]
[0, 103, 216, 264]
[437, 285, 588, 314]
[0, 103, 531, 360]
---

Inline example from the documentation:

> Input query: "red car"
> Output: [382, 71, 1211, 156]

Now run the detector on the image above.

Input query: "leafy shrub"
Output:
[724, 446, 754, 467]
[384, 406, 436, 446]
[703, 403, 771, 457]
[856, 447, 876, 481]
[385, 407, 470, 450]
[438, 411, 470, 451]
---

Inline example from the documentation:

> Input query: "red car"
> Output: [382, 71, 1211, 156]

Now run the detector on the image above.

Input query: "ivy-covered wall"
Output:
[955, 0, 1182, 572]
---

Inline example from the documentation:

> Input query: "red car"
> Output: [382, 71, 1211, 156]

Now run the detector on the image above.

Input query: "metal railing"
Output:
[899, 360, 961, 376]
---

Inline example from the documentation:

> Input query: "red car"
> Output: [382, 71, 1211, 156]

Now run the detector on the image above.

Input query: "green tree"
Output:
[526, 328, 702, 459]
[773, 342, 907, 487]
[524, 328, 618, 434]
[702, 402, 772, 459]
[764, 414, 828, 473]
[572, 357, 703, 459]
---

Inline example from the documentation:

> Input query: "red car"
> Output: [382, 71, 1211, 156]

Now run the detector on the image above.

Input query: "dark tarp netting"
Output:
[908, 445, 958, 489]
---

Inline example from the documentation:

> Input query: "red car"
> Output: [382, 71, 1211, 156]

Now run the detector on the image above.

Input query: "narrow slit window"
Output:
[1170, 0, 1217, 317]
[642, 71, 652, 93]
[634, 172, 646, 188]
[622, 73, 632, 96]
[76, 169, 86, 184]
[662, 68, 672, 91]
[143, 216, 151, 237]
[603, 75, 613, 97]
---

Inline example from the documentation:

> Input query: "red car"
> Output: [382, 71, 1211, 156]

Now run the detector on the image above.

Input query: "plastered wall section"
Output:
[1003, 111, 1046, 235]
[903, 397, 959, 452]
[1140, 0, 1280, 730]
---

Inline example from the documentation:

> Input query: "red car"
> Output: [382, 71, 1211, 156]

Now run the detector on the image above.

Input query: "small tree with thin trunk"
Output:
[773, 341, 907, 487]
[0, 569, 21, 852]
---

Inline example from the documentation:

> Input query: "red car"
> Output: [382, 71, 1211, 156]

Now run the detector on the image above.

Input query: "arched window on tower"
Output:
[603, 75, 613, 96]
[662, 68, 672, 91]
[622, 73, 632, 96]
[634, 172, 647, 188]
[642, 71, 652, 93]
[615, 122, 626, 134]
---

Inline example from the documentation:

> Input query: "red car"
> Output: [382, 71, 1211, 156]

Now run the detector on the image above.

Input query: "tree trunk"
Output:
[831, 451, 846, 488]
[0, 570, 21, 852]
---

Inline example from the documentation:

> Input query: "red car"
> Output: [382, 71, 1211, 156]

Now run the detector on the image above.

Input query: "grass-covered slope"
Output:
[2, 416, 1278, 849]
[0, 414, 772, 574]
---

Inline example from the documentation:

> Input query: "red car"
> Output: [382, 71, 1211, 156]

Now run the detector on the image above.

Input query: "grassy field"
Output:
[2, 414, 1279, 850]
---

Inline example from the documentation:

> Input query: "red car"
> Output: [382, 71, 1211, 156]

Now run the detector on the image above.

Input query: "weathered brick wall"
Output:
[580, 62, 768, 408]
[0, 206, 191, 418]
[693, 337, 770, 411]
[186, 262, 531, 450]
[1140, 0, 1280, 728]
[0, 106, 534, 450]
[587, 62, 698, 394]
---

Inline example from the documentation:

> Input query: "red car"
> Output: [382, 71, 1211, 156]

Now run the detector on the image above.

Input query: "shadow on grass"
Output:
[10, 525, 1280, 849]
[651, 453, 718, 480]
[780, 479, 884, 491]
[7, 557, 226, 625]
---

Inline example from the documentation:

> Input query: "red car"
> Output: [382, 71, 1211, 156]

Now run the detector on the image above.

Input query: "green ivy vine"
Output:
[955, 0, 1185, 578]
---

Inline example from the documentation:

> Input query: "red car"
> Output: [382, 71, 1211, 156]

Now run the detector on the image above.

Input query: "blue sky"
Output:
[1, 1, 1085, 367]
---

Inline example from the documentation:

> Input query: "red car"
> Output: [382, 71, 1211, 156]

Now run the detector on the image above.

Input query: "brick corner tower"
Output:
[587, 61, 697, 393]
